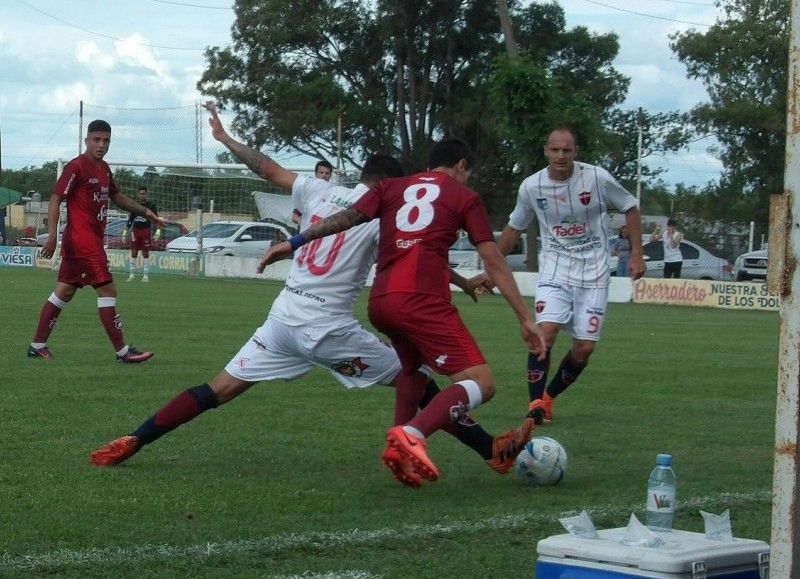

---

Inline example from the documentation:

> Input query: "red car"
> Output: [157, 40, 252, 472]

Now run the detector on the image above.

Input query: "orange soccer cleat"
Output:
[385, 425, 439, 483]
[528, 393, 554, 425]
[90, 435, 140, 467]
[486, 418, 536, 475]
[381, 446, 422, 488]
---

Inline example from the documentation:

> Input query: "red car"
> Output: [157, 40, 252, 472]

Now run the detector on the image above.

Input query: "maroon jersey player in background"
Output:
[28, 119, 166, 363]
[259, 138, 546, 486]
[125, 185, 159, 282]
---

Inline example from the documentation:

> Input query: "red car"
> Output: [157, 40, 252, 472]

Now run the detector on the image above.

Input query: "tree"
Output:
[198, 2, 630, 170]
[198, 0, 689, 228]
[199, 0, 505, 170]
[671, 0, 789, 222]
[1, 162, 58, 199]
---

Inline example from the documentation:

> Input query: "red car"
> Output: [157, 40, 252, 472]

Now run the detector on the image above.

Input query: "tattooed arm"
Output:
[203, 101, 297, 192]
[257, 207, 369, 273]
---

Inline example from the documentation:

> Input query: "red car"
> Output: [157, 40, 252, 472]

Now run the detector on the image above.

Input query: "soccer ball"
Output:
[514, 436, 568, 487]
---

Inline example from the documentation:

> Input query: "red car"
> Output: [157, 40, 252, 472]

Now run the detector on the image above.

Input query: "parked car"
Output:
[166, 220, 292, 258]
[448, 232, 529, 271]
[104, 218, 189, 251]
[733, 248, 768, 281]
[610, 237, 732, 280]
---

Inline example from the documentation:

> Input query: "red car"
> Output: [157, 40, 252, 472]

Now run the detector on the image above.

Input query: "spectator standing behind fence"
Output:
[650, 219, 683, 278]
[314, 159, 333, 181]
[611, 225, 631, 277]
[292, 159, 335, 225]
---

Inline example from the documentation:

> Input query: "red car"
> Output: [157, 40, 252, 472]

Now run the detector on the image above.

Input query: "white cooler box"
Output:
[535, 528, 769, 579]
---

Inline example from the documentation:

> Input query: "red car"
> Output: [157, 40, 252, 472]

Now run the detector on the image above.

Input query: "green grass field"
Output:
[0, 268, 778, 578]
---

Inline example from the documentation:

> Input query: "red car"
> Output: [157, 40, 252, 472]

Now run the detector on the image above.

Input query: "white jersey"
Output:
[509, 161, 638, 288]
[662, 232, 683, 263]
[269, 175, 379, 325]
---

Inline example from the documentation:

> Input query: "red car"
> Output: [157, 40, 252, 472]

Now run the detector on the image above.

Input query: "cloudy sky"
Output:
[0, 0, 724, 187]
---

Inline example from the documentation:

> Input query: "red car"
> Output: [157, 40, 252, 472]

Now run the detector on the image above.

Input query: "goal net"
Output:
[106, 161, 301, 228]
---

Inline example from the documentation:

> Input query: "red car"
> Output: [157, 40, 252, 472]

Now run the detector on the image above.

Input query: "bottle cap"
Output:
[656, 453, 673, 466]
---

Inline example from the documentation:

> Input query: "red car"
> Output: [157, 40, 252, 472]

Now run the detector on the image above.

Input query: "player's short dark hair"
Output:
[87, 119, 111, 135]
[427, 138, 475, 171]
[667, 218, 677, 226]
[360, 154, 404, 182]
[315, 159, 333, 172]
[138, 185, 148, 192]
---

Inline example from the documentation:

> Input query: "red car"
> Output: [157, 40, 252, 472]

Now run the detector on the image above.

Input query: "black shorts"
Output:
[664, 261, 682, 279]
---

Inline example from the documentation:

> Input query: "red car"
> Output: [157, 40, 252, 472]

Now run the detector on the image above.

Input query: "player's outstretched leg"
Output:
[420, 378, 518, 472]
[486, 418, 536, 474]
[90, 383, 219, 467]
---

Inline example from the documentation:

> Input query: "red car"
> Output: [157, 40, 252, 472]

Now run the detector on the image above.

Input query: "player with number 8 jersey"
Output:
[261, 138, 547, 486]
[363, 173, 490, 301]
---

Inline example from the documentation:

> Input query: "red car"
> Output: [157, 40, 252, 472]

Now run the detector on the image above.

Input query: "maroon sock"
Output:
[393, 371, 428, 425]
[133, 385, 218, 445]
[98, 306, 125, 351]
[33, 300, 63, 343]
[408, 383, 470, 438]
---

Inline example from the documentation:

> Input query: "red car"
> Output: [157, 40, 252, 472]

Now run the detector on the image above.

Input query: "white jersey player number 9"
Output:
[396, 183, 440, 232]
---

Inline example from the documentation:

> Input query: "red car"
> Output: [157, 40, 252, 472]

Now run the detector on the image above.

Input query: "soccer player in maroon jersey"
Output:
[260, 138, 546, 486]
[125, 186, 159, 282]
[28, 119, 166, 363]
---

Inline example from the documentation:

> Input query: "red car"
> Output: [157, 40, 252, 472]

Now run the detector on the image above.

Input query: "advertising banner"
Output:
[105, 249, 205, 276]
[632, 278, 779, 311]
[0, 246, 35, 267]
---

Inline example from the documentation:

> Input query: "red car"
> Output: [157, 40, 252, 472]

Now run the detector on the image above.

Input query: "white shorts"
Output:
[225, 316, 401, 389]
[533, 283, 609, 342]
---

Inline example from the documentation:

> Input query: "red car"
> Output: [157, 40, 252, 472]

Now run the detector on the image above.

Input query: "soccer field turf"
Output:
[0, 268, 778, 578]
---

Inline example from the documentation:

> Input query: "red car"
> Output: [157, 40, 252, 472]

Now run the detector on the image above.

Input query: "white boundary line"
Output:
[0, 490, 770, 574]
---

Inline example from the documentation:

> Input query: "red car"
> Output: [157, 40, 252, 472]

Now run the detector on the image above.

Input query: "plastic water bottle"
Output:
[645, 453, 677, 531]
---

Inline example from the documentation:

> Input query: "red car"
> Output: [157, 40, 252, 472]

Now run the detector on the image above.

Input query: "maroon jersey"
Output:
[55, 154, 118, 258]
[353, 171, 494, 299]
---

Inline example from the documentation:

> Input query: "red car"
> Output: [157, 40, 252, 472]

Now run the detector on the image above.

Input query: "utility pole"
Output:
[78, 100, 84, 155]
[336, 105, 344, 177]
[770, 0, 800, 574]
[636, 107, 643, 202]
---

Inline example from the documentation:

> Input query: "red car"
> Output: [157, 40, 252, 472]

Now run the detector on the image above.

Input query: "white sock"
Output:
[47, 292, 67, 309]
[97, 297, 117, 308]
[402, 425, 426, 440]
[456, 379, 483, 410]
[142, 257, 150, 275]
[129, 258, 136, 274]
